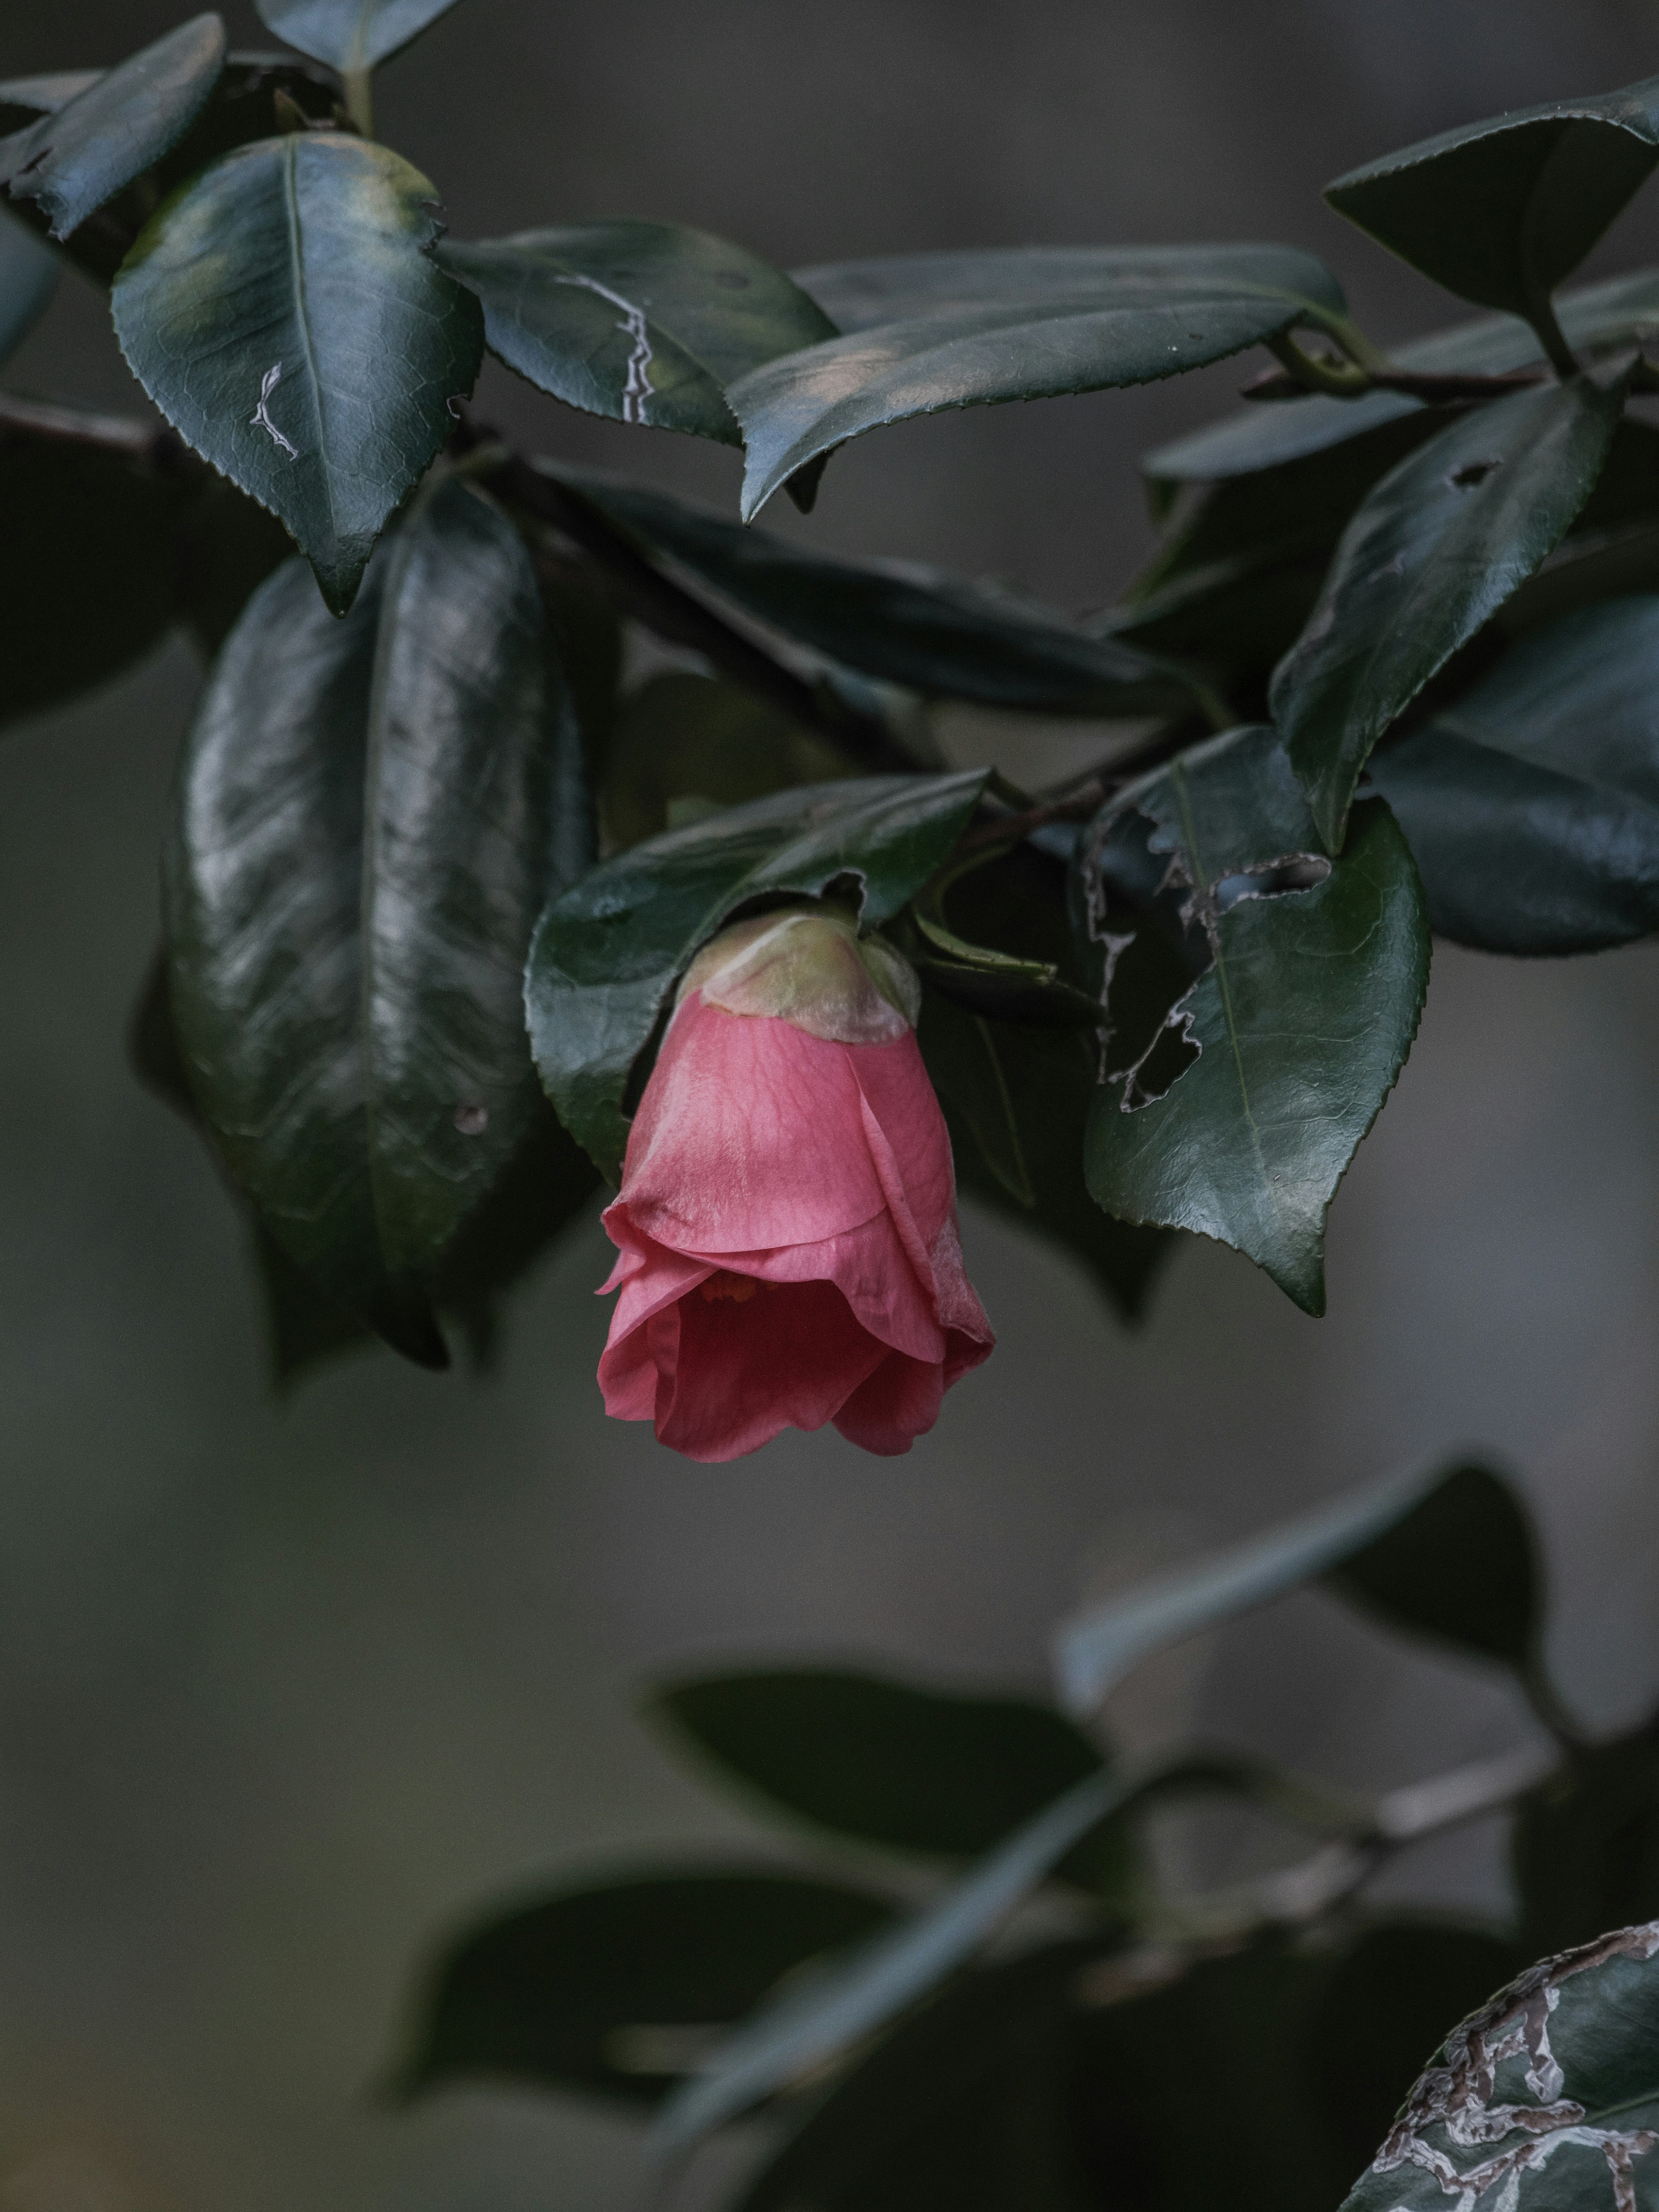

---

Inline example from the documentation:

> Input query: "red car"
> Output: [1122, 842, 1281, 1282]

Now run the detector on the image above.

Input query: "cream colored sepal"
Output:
[677, 904, 921, 1044]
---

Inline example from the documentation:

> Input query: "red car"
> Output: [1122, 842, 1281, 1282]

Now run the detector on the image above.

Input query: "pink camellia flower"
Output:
[596, 904, 994, 1461]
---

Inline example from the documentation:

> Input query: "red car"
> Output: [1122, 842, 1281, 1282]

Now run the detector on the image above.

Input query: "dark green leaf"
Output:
[1052, 1456, 1468, 1717]
[1307, 1919, 1528, 2181]
[733, 244, 1347, 519]
[1071, 725, 1430, 1314]
[917, 995, 1034, 1206]
[0, 206, 57, 362]
[0, 419, 188, 730]
[174, 476, 297, 658]
[1369, 597, 1659, 954]
[1513, 1729, 1659, 1958]
[1337, 1920, 1659, 2212]
[1327, 74, 1659, 346]
[1145, 267, 1659, 483]
[397, 1869, 893, 2107]
[599, 672, 850, 851]
[526, 769, 987, 1179]
[538, 559, 623, 783]
[436, 222, 837, 445]
[1271, 376, 1621, 848]
[737, 1940, 1101, 2212]
[112, 132, 483, 612]
[164, 477, 582, 1360]
[552, 467, 1195, 715]
[1324, 1461, 1542, 1677]
[652, 1670, 1106, 1862]
[0, 16, 225, 242]
[254, 0, 461, 70]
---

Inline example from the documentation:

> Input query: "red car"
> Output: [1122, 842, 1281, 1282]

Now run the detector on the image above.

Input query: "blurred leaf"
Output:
[1145, 268, 1659, 484]
[1337, 1921, 1659, 2212]
[917, 995, 1034, 1206]
[1271, 378, 1621, 848]
[737, 1939, 1102, 2212]
[113, 133, 483, 612]
[537, 559, 623, 783]
[1072, 725, 1430, 1314]
[600, 672, 850, 851]
[438, 222, 837, 445]
[398, 1869, 893, 2107]
[254, 0, 461, 70]
[1326, 75, 1659, 343]
[553, 467, 1195, 715]
[733, 244, 1348, 520]
[1513, 1729, 1659, 1958]
[1369, 597, 1659, 955]
[1069, 1940, 1350, 2212]
[0, 75, 103, 122]
[175, 476, 297, 658]
[1306, 1919, 1526, 2181]
[1051, 1456, 1470, 1717]
[0, 16, 225, 241]
[165, 478, 586, 1361]
[0, 421, 188, 730]
[652, 1669, 1109, 1864]
[0, 206, 57, 361]
[526, 769, 987, 1179]
[1324, 1461, 1542, 1678]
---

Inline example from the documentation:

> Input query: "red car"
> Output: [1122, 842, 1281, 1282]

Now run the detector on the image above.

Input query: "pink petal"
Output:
[833, 1348, 946, 1455]
[650, 1276, 889, 1462]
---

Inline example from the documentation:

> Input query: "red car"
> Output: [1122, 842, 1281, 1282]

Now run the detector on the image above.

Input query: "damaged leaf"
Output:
[1326, 73, 1659, 352]
[437, 223, 837, 447]
[1368, 597, 1659, 955]
[1337, 1921, 1659, 2212]
[1271, 378, 1621, 849]
[1071, 724, 1430, 1314]
[0, 15, 226, 242]
[164, 477, 588, 1363]
[112, 132, 483, 613]
[525, 770, 987, 1180]
[732, 243, 1348, 519]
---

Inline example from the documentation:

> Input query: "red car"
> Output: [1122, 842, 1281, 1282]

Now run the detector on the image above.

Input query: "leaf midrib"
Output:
[280, 133, 335, 540]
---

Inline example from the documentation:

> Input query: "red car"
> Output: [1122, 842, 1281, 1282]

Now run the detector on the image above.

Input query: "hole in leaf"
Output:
[1119, 1007, 1201, 1109]
[453, 1101, 489, 1136]
[1449, 458, 1501, 489]
[1214, 854, 1331, 913]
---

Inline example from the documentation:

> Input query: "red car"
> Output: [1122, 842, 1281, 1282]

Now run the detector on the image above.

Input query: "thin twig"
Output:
[0, 387, 189, 468]
[1240, 361, 1551, 406]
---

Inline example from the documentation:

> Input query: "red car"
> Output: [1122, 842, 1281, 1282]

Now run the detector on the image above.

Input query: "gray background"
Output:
[3, 3, 1659, 2208]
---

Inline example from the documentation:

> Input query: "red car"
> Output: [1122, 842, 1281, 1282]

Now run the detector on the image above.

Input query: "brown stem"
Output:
[0, 388, 191, 470]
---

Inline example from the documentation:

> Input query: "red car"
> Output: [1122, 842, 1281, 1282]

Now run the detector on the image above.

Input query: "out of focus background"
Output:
[3, 2, 1659, 2206]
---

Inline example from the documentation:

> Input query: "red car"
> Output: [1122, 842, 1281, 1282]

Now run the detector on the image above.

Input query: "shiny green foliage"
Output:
[556, 468, 1194, 715]
[398, 1871, 894, 2105]
[1072, 727, 1430, 1313]
[163, 480, 591, 1364]
[438, 222, 837, 444]
[732, 244, 1346, 518]
[1338, 1923, 1659, 2212]
[525, 770, 987, 1179]
[112, 132, 483, 610]
[1272, 378, 1622, 847]
[0, 15, 226, 241]
[1327, 73, 1659, 350]
[0, 208, 57, 362]
[254, 0, 462, 70]
[1370, 597, 1659, 954]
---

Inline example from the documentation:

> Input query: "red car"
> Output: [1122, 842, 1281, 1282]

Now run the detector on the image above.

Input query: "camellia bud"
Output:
[594, 901, 994, 1461]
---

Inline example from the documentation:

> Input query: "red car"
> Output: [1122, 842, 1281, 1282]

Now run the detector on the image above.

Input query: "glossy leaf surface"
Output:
[732, 244, 1347, 518]
[1271, 377, 1620, 848]
[0, 207, 56, 362]
[164, 480, 581, 1358]
[1073, 727, 1430, 1313]
[653, 1670, 1106, 1860]
[113, 132, 483, 612]
[1327, 74, 1659, 335]
[555, 468, 1193, 714]
[526, 770, 987, 1179]
[1052, 1456, 1466, 1717]
[254, 0, 460, 70]
[399, 1871, 893, 2107]
[1369, 597, 1659, 955]
[1338, 1921, 1659, 2212]
[438, 222, 836, 445]
[1145, 267, 1659, 483]
[0, 16, 225, 241]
